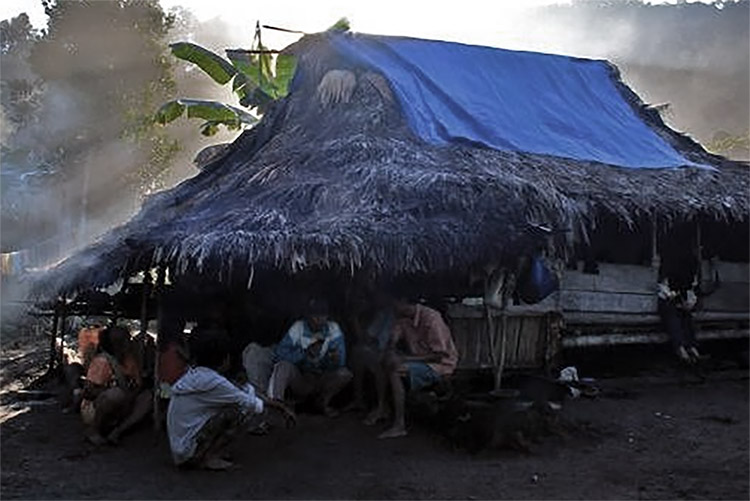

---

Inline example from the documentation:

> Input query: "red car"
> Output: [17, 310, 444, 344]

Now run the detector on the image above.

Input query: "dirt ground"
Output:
[1, 337, 748, 500]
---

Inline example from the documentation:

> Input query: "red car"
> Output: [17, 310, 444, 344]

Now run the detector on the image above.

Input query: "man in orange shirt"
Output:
[80, 326, 152, 445]
[373, 299, 458, 439]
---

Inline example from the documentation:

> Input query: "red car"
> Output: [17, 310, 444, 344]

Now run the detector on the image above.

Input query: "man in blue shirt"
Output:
[268, 299, 352, 417]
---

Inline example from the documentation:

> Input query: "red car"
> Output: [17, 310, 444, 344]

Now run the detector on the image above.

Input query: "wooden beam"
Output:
[225, 48, 281, 56]
[565, 308, 749, 327]
[562, 328, 749, 348]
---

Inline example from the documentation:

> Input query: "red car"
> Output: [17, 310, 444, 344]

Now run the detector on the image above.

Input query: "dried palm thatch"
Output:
[35, 33, 749, 296]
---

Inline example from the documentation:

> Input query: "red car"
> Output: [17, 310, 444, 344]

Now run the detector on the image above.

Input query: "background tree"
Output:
[1, 0, 182, 256]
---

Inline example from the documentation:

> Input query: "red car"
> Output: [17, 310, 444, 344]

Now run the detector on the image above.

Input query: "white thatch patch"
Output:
[316, 69, 357, 106]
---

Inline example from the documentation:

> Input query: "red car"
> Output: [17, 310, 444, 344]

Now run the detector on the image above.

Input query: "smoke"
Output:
[0, 4, 248, 269]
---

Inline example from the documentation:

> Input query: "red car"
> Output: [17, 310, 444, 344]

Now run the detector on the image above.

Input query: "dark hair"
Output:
[306, 298, 329, 316]
[98, 327, 112, 355]
[189, 327, 231, 370]
[98, 325, 129, 357]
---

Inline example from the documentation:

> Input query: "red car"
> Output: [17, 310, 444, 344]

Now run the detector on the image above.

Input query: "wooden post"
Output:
[58, 298, 68, 373]
[651, 216, 660, 270]
[695, 218, 703, 272]
[484, 268, 510, 391]
[494, 300, 508, 391]
[152, 267, 166, 433]
[484, 273, 498, 369]
[695, 219, 702, 257]
[48, 301, 60, 374]
[139, 272, 152, 340]
[485, 304, 496, 368]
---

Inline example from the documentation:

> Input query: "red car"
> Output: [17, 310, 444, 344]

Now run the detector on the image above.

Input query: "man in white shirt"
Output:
[167, 328, 294, 470]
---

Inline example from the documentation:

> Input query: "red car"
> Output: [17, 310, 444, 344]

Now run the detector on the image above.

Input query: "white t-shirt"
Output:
[167, 366, 263, 464]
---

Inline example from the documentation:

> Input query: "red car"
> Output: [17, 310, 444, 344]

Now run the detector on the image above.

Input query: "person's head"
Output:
[189, 328, 231, 371]
[99, 325, 131, 359]
[305, 298, 329, 332]
[393, 297, 417, 318]
[372, 289, 394, 310]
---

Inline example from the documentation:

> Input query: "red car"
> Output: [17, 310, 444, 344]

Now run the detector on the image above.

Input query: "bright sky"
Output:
[0, 0, 713, 52]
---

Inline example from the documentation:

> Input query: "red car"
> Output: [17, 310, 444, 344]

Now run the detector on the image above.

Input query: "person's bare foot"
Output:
[85, 431, 107, 446]
[247, 420, 271, 436]
[202, 457, 234, 471]
[676, 346, 691, 363]
[323, 406, 340, 418]
[342, 400, 366, 413]
[688, 347, 702, 361]
[378, 426, 407, 439]
[106, 430, 121, 446]
[363, 409, 388, 426]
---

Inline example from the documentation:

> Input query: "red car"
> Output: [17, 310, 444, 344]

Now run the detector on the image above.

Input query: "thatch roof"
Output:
[36, 32, 749, 296]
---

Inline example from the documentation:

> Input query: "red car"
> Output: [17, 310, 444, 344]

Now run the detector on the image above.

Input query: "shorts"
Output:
[80, 399, 96, 426]
[185, 407, 244, 467]
[403, 362, 440, 391]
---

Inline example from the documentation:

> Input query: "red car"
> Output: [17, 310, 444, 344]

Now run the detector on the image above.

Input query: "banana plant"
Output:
[155, 26, 297, 136]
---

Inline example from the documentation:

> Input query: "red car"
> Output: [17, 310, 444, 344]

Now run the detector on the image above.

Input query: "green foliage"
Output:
[1, 1, 183, 250]
[327, 17, 350, 32]
[154, 98, 257, 136]
[161, 24, 298, 135]
[0, 13, 43, 136]
[169, 42, 236, 85]
[705, 131, 750, 156]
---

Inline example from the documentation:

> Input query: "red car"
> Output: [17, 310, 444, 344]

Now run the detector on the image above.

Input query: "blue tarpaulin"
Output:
[331, 34, 696, 169]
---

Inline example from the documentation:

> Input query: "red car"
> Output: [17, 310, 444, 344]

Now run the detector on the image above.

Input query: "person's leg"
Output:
[268, 361, 310, 401]
[363, 349, 390, 425]
[317, 367, 353, 417]
[85, 387, 129, 445]
[658, 299, 688, 360]
[378, 352, 408, 439]
[187, 407, 245, 470]
[378, 360, 439, 439]
[61, 362, 84, 412]
[106, 389, 154, 444]
[346, 344, 369, 412]
[681, 311, 701, 360]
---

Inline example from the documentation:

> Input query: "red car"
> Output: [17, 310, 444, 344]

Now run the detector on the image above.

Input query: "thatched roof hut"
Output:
[36, 32, 749, 299]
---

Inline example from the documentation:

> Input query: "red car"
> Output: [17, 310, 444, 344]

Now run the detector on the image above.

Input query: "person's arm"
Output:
[408, 314, 453, 363]
[657, 278, 676, 300]
[81, 356, 112, 400]
[257, 393, 296, 428]
[324, 323, 347, 368]
[203, 377, 265, 414]
[232, 371, 296, 426]
[400, 353, 444, 363]
[82, 380, 108, 400]
[273, 322, 306, 365]
[386, 321, 403, 351]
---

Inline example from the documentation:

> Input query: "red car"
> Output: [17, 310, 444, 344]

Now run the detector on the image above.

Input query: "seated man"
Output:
[375, 298, 458, 439]
[61, 323, 103, 413]
[167, 328, 294, 470]
[268, 299, 353, 417]
[80, 326, 153, 445]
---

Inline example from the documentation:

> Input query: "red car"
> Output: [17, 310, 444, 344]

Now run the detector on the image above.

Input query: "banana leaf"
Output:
[170, 42, 237, 85]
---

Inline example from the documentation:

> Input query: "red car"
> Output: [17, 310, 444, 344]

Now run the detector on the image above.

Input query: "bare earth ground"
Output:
[1, 336, 748, 500]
